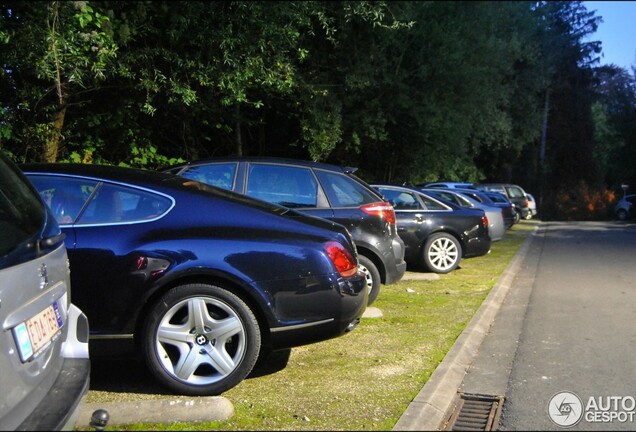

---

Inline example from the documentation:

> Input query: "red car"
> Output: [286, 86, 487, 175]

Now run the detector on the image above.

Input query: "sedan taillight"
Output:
[482, 215, 489, 229]
[361, 202, 396, 225]
[325, 241, 358, 278]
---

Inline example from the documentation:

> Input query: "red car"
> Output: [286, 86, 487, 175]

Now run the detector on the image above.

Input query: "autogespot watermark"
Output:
[548, 391, 636, 428]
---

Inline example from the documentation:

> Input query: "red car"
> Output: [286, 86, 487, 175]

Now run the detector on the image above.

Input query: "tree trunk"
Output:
[44, 105, 66, 162]
[235, 104, 243, 156]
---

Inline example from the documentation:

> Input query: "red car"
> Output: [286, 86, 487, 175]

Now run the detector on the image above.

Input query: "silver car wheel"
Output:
[358, 264, 374, 294]
[357, 255, 381, 305]
[427, 237, 459, 272]
[155, 296, 247, 386]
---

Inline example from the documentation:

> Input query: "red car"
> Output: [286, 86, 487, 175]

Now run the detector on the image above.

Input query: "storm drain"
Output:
[443, 393, 505, 431]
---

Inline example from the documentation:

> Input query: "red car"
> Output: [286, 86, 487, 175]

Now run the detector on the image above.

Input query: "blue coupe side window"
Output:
[27, 175, 96, 225]
[80, 184, 172, 224]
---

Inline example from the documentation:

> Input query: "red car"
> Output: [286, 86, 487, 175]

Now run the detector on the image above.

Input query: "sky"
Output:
[585, 1, 636, 70]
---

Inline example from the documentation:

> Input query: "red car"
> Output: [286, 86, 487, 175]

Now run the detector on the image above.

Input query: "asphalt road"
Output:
[463, 221, 636, 431]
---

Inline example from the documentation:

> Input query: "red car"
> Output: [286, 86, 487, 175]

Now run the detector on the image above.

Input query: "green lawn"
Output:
[99, 220, 538, 431]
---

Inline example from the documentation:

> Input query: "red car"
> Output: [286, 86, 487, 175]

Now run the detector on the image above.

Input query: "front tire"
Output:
[142, 283, 261, 396]
[358, 255, 381, 306]
[422, 233, 461, 274]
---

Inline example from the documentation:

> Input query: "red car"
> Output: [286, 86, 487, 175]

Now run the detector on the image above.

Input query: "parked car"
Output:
[162, 157, 407, 305]
[421, 181, 478, 190]
[442, 188, 515, 229]
[372, 185, 491, 273]
[1, 154, 90, 430]
[615, 194, 636, 221]
[478, 183, 530, 220]
[482, 191, 519, 227]
[526, 193, 538, 219]
[21, 163, 368, 396]
[420, 188, 506, 242]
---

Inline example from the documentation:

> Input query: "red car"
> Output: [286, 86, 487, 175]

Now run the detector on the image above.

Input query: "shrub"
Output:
[551, 180, 616, 220]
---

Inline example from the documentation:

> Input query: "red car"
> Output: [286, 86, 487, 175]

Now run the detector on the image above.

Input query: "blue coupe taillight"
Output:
[325, 241, 358, 278]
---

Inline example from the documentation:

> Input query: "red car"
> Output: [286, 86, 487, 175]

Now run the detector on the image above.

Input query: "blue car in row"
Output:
[21, 163, 368, 396]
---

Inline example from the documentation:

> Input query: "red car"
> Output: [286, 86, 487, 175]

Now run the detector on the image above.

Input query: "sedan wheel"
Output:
[142, 283, 261, 396]
[358, 255, 381, 306]
[423, 233, 461, 274]
[617, 209, 628, 221]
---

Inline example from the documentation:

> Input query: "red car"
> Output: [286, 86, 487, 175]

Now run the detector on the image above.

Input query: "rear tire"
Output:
[358, 255, 381, 306]
[142, 283, 261, 396]
[422, 233, 461, 274]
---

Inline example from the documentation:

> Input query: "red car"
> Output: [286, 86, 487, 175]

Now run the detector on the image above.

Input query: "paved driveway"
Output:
[464, 221, 636, 431]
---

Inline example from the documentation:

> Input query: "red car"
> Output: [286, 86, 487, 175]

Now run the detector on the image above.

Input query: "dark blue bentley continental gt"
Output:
[21, 163, 367, 396]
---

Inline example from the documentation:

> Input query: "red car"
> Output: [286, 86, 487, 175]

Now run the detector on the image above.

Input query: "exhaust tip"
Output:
[345, 318, 361, 333]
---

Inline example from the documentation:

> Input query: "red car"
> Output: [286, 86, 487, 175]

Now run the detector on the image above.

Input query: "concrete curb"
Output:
[401, 272, 441, 281]
[76, 396, 234, 428]
[392, 224, 540, 431]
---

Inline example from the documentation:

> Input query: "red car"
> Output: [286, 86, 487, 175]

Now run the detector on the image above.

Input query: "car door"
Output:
[375, 187, 434, 261]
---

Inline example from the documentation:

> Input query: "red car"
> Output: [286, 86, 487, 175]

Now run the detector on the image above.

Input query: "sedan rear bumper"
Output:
[463, 236, 491, 259]
[267, 272, 368, 349]
[16, 358, 91, 431]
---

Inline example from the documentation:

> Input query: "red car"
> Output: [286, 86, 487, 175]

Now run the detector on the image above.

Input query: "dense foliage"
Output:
[1, 1, 635, 219]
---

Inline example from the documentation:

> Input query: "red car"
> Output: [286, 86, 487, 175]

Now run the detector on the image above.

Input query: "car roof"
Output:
[19, 163, 234, 202]
[424, 181, 477, 189]
[165, 156, 359, 174]
[373, 184, 464, 210]
[20, 163, 177, 185]
[420, 187, 485, 204]
[480, 182, 526, 189]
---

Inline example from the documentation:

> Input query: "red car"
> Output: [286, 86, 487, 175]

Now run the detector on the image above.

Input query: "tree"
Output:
[0, 1, 117, 162]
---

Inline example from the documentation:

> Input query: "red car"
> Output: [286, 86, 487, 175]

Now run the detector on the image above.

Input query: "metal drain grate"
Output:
[443, 393, 504, 431]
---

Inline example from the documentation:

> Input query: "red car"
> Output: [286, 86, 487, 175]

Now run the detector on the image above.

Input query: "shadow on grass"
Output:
[89, 355, 172, 395]
[88, 348, 292, 395]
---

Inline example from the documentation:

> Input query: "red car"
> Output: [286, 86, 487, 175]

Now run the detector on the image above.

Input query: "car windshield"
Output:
[487, 193, 508, 203]
[506, 186, 525, 198]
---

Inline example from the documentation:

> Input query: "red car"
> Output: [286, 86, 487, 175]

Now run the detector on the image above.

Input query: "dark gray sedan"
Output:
[373, 185, 491, 274]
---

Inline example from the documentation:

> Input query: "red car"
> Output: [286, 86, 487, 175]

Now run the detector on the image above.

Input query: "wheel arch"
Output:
[426, 228, 465, 256]
[354, 244, 386, 284]
[133, 271, 275, 354]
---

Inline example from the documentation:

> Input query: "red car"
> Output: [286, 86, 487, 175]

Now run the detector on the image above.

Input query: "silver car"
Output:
[420, 188, 506, 242]
[0, 151, 90, 430]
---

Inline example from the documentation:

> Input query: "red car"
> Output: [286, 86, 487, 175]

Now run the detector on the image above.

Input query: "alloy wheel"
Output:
[154, 296, 247, 387]
[427, 236, 460, 272]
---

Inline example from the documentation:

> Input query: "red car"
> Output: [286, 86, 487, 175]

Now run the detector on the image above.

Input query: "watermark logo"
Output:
[548, 391, 584, 428]
[548, 392, 636, 427]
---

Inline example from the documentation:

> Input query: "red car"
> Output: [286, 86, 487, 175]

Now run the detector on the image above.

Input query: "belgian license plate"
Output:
[13, 302, 63, 362]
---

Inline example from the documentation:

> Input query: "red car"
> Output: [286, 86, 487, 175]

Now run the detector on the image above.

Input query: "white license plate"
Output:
[13, 302, 63, 362]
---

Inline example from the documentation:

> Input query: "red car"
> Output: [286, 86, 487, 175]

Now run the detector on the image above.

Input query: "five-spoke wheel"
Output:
[142, 283, 260, 395]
